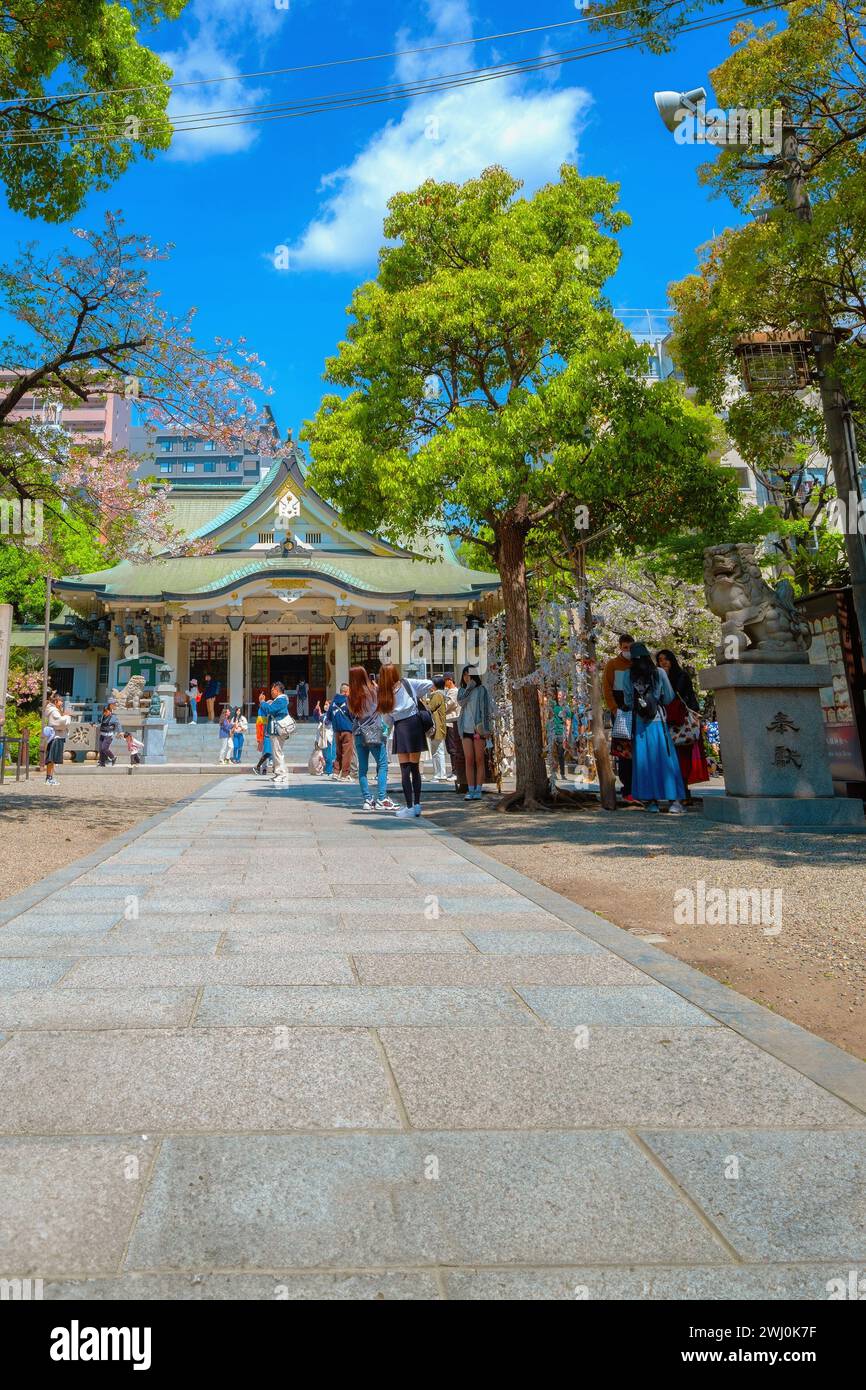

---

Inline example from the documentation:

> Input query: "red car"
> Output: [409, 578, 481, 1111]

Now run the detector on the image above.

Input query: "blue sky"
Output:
[0, 0, 764, 440]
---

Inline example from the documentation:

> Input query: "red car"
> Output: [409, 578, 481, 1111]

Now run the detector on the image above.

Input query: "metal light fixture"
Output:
[226, 614, 245, 631]
[330, 614, 355, 631]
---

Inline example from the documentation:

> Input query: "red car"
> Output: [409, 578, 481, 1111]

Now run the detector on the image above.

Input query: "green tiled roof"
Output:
[57, 550, 500, 602]
[187, 462, 282, 540]
[165, 492, 248, 534]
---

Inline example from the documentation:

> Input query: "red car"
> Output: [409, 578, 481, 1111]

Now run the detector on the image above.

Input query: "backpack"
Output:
[632, 675, 660, 724]
[354, 712, 386, 747]
[401, 678, 434, 734]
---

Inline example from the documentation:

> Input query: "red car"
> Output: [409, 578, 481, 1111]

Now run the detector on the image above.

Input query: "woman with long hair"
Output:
[347, 665, 397, 812]
[230, 706, 248, 764]
[656, 648, 710, 801]
[621, 644, 686, 814]
[457, 667, 493, 801]
[377, 663, 433, 818]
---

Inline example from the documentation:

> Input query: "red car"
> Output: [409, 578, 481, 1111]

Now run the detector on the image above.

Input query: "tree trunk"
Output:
[495, 520, 550, 807]
[580, 589, 618, 812]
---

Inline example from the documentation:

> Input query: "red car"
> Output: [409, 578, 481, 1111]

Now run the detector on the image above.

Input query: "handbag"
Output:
[401, 678, 434, 734]
[274, 711, 296, 739]
[671, 707, 701, 747]
[611, 708, 630, 740]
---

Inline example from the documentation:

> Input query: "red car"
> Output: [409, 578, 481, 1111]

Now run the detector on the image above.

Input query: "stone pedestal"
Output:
[156, 680, 177, 725]
[141, 719, 167, 765]
[699, 662, 864, 830]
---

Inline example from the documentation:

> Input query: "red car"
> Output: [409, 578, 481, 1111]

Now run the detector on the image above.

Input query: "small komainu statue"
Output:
[111, 674, 147, 708]
[703, 543, 812, 663]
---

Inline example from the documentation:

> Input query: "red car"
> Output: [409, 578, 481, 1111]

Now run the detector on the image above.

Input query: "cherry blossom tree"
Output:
[0, 212, 283, 563]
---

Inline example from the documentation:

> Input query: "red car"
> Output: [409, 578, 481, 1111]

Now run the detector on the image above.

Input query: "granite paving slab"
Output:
[0, 1028, 400, 1134]
[194, 984, 534, 1027]
[125, 1132, 725, 1270]
[0, 1136, 158, 1277]
[378, 1026, 866, 1131]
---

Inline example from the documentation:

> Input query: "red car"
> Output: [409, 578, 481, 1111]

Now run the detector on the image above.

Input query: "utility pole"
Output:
[41, 573, 52, 710]
[781, 114, 866, 653]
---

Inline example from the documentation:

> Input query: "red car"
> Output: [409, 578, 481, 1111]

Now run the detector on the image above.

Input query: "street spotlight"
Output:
[653, 86, 708, 133]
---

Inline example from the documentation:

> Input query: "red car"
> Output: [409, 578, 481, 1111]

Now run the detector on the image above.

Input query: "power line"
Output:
[0, 4, 685, 109]
[0, 5, 783, 150]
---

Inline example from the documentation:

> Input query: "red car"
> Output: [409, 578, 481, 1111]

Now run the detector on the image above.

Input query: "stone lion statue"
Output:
[111, 673, 147, 708]
[703, 543, 812, 663]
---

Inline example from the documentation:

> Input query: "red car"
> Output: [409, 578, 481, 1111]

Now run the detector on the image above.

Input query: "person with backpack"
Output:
[325, 682, 355, 781]
[296, 677, 310, 719]
[621, 643, 686, 814]
[376, 663, 433, 818]
[347, 665, 398, 811]
[457, 667, 494, 801]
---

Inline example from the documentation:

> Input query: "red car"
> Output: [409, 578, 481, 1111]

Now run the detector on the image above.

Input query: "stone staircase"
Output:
[163, 719, 322, 770]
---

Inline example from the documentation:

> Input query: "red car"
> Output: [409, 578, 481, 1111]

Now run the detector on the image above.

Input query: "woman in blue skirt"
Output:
[621, 643, 686, 814]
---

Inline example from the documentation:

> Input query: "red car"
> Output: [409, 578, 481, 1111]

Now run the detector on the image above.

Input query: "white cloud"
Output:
[287, 0, 590, 271]
[159, 0, 284, 161]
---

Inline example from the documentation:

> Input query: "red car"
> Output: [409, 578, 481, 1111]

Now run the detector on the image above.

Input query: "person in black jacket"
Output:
[656, 649, 699, 710]
[98, 701, 122, 767]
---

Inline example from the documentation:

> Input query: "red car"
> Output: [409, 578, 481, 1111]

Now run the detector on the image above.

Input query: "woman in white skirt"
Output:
[376, 663, 433, 819]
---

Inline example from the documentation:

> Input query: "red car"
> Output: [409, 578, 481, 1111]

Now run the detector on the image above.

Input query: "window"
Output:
[203, 461, 216, 473]
[203, 441, 216, 452]
[226, 459, 239, 472]
[182, 461, 196, 473]
[350, 636, 382, 674]
[50, 667, 74, 696]
[160, 462, 174, 474]
[160, 439, 173, 453]
[258, 532, 275, 545]
[97, 656, 109, 685]
[304, 532, 322, 546]
[183, 439, 196, 452]
[309, 634, 327, 688]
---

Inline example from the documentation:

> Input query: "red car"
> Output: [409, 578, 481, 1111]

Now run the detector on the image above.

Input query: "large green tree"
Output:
[0, 0, 185, 221]
[303, 166, 740, 806]
[590, 0, 866, 628]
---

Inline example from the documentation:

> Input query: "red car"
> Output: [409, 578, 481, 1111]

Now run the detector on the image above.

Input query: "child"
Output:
[125, 731, 144, 765]
[218, 708, 232, 764]
[231, 707, 248, 764]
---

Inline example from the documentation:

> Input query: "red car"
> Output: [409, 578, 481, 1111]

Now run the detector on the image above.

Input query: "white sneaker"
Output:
[412, 804, 422, 817]
[361, 799, 375, 811]
[395, 805, 415, 818]
[668, 800, 685, 815]
[376, 797, 398, 811]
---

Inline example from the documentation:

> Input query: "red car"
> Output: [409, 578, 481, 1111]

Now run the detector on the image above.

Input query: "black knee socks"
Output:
[410, 764, 422, 804]
[400, 763, 414, 807]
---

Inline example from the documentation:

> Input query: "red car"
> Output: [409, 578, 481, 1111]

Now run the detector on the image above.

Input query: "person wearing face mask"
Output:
[621, 643, 686, 814]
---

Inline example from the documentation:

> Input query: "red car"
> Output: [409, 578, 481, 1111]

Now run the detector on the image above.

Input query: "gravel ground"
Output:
[422, 795, 866, 1060]
[0, 773, 219, 902]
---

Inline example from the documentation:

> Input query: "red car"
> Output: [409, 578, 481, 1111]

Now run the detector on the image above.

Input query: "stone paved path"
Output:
[1, 775, 864, 1300]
